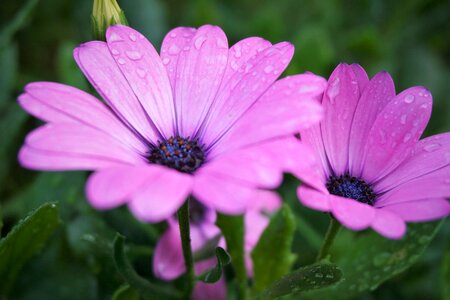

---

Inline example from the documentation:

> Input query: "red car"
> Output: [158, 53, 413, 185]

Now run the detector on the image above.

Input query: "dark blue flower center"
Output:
[149, 136, 205, 173]
[326, 174, 376, 205]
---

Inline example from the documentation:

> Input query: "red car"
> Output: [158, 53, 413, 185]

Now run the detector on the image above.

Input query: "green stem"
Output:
[316, 217, 341, 262]
[177, 199, 195, 299]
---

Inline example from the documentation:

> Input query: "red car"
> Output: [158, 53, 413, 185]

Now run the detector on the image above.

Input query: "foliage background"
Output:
[0, 0, 449, 299]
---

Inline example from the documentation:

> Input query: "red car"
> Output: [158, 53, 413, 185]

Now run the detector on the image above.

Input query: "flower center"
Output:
[189, 200, 207, 225]
[148, 136, 205, 173]
[326, 174, 376, 205]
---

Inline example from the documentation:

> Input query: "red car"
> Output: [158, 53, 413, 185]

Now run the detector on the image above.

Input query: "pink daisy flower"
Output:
[297, 63, 450, 239]
[18, 24, 325, 222]
[153, 191, 280, 299]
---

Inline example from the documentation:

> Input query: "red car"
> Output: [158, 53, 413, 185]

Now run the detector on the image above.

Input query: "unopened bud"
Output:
[92, 0, 128, 40]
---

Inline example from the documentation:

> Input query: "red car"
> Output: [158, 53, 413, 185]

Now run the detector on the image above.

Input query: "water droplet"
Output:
[230, 60, 239, 71]
[111, 48, 120, 55]
[234, 45, 242, 58]
[108, 32, 123, 42]
[194, 35, 207, 49]
[117, 58, 126, 65]
[216, 38, 227, 49]
[404, 94, 415, 104]
[373, 252, 391, 267]
[400, 114, 407, 124]
[136, 68, 146, 78]
[129, 33, 137, 41]
[183, 46, 190, 51]
[264, 65, 274, 74]
[125, 50, 143, 60]
[327, 78, 340, 104]
[162, 57, 170, 65]
[168, 44, 181, 55]
[170, 32, 177, 38]
[423, 143, 440, 152]
[403, 133, 412, 143]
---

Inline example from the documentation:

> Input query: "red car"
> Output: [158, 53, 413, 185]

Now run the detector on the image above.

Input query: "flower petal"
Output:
[246, 190, 282, 213]
[371, 209, 406, 239]
[162, 25, 229, 137]
[153, 223, 184, 280]
[297, 185, 331, 212]
[348, 71, 396, 176]
[349, 63, 369, 91]
[86, 165, 159, 209]
[160, 26, 197, 88]
[193, 171, 256, 214]
[375, 132, 450, 192]
[201, 42, 294, 146]
[211, 74, 325, 154]
[74, 41, 160, 143]
[23, 123, 144, 165]
[361, 87, 432, 182]
[105, 25, 175, 138]
[321, 63, 364, 175]
[382, 198, 450, 222]
[128, 168, 193, 222]
[19, 82, 146, 154]
[245, 211, 270, 277]
[193, 259, 227, 300]
[375, 166, 450, 207]
[329, 194, 376, 230]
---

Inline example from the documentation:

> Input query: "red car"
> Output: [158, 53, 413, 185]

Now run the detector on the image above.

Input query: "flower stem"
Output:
[177, 199, 195, 299]
[316, 217, 341, 262]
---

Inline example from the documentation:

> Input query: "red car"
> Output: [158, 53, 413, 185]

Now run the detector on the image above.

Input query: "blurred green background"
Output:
[0, 0, 449, 299]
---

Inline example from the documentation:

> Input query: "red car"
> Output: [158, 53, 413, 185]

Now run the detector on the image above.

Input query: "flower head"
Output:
[18, 25, 325, 222]
[297, 63, 450, 239]
[152, 191, 281, 299]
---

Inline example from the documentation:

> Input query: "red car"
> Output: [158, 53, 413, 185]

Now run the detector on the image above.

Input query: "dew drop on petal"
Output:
[109, 32, 123, 42]
[404, 94, 415, 104]
[264, 65, 274, 74]
[129, 33, 137, 41]
[400, 114, 407, 124]
[423, 143, 440, 152]
[136, 68, 147, 78]
[125, 50, 143, 60]
[403, 133, 412, 143]
[327, 78, 340, 104]
[216, 38, 227, 49]
[194, 35, 207, 49]
[170, 32, 177, 38]
[110, 48, 120, 55]
[162, 57, 170, 65]
[168, 44, 181, 55]
[234, 45, 242, 58]
[117, 58, 126, 65]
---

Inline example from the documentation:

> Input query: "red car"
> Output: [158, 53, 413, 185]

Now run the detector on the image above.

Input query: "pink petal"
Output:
[23, 124, 144, 165]
[19, 83, 146, 154]
[190, 222, 221, 252]
[201, 42, 294, 146]
[106, 25, 175, 138]
[321, 63, 364, 175]
[376, 166, 450, 207]
[371, 209, 406, 239]
[160, 26, 197, 88]
[212, 74, 325, 153]
[375, 132, 450, 192]
[245, 211, 270, 277]
[382, 198, 450, 222]
[74, 41, 160, 143]
[128, 168, 193, 222]
[200, 148, 283, 189]
[360, 87, 432, 182]
[297, 185, 331, 212]
[18, 145, 123, 171]
[301, 121, 331, 180]
[348, 71, 396, 176]
[349, 63, 369, 91]
[153, 224, 184, 280]
[163, 25, 229, 137]
[86, 165, 160, 209]
[193, 171, 257, 214]
[329, 194, 376, 230]
[246, 190, 282, 213]
[193, 259, 227, 300]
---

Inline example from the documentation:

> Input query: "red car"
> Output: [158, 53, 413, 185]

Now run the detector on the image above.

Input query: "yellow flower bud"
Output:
[92, 0, 128, 40]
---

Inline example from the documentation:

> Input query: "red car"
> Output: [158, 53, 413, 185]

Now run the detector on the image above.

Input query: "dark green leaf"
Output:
[0, 202, 60, 294]
[442, 240, 450, 300]
[305, 221, 444, 299]
[258, 262, 343, 299]
[113, 234, 182, 300]
[112, 284, 140, 300]
[193, 233, 221, 262]
[251, 204, 297, 292]
[197, 247, 231, 283]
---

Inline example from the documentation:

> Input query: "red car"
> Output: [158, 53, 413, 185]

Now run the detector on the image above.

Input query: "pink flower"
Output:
[297, 63, 450, 239]
[153, 191, 281, 299]
[18, 24, 325, 221]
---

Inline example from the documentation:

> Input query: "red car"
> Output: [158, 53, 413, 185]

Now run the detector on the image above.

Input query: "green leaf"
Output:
[251, 204, 297, 292]
[193, 233, 221, 262]
[216, 214, 247, 298]
[0, 202, 60, 294]
[442, 240, 450, 300]
[112, 284, 140, 300]
[113, 234, 182, 300]
[197, 247, 231, 283]
[305, 221, 444, 299]
[258, 262, 343, 299]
